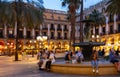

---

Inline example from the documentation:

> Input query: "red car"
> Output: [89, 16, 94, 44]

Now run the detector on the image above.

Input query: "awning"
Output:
[73, 42, 105, 47]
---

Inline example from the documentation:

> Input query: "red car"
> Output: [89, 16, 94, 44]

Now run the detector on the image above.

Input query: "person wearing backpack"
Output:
[109, 48, 120, 72]
[65, 51, 71, 63]
[76, 49, 84, 63]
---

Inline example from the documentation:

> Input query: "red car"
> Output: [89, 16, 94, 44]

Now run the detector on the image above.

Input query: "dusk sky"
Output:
[43, 0, 102, 11]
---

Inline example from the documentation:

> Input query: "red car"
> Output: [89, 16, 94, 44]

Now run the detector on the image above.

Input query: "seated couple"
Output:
[38, 51, 55, 71]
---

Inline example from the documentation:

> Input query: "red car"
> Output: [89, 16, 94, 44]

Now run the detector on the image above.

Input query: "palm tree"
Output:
[61, 0, 81, 51]
[86, 9, 105, 42]
[0, 0, 44, 61]
[79, 0, 83, 42]
[106, 0, 120, 15]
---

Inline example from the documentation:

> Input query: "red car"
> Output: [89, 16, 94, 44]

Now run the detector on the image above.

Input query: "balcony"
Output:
[50, 28, 55, 31]
[57, 37, 62, 39]
[50, 37, 55, 39]
[102, 32, 106, 35]
[64, 37, 68, 39]
[26, 35, 32, 39]
[57, 28, 62, 31]
[42, 28, 48, 31]
[64, 28, 68, 31]
[18, 35, 24, 39]
[8, 34, 14, 38]
[109, 31, 114, 34]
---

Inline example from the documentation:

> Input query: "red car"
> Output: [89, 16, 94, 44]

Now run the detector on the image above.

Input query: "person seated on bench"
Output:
[65, 51, 72, 63]
[46, 51, 55, 71]
[91, 50, 99, 73]
[76, 49, 84, 63]
[109, 48, 120, 72]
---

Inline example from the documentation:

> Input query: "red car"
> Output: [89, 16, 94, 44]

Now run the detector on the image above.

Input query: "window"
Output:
[57, 24, 61, 30]
[58, 24, 60, 28]
[0, 29, 3, 38]
[118, 24, 120, 32]
[64, 33, 67, 39]
[8, 30, 14, 38]
[43, 32, 47, 36]
[64, 25, 67, 29]
[102, 27, 105, 34]
[110, 25, 113, 34]
[51, 24, 54, 29]
[91, 30, 93, 35]
[35, 31, 39, 37]
[57, 32, 61, 39]
[95, 29, 99, 35]
[27, 31, 31, 38]
[18, 30, 23, 38]
[51, 32, 54, 39]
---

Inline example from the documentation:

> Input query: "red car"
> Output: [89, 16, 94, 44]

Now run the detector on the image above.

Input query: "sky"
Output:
[43, 0, 102, 11]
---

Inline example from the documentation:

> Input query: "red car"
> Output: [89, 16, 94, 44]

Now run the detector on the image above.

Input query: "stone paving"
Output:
[0, 55, 120, 77]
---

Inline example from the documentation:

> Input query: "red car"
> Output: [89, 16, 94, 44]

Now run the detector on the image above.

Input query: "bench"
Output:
[51, 62, 120, 75]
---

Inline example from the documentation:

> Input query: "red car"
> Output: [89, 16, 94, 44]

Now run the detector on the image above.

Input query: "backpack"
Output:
[65, 54, 69, 60]
[77, 56, 81, 63]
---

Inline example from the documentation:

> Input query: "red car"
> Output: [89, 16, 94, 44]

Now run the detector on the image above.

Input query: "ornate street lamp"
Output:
[36, 36, 47, 51]
[91, 35, 100, 42]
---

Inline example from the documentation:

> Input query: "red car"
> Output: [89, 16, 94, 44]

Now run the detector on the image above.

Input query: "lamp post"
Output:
[37, 36, 48, 51]
[29, 40, 36, 57]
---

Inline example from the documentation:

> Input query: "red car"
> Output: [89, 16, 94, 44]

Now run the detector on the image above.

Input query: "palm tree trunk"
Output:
[71, 13, 76, 52]
[15, 0, 21, 61]
[80, 0, 83, 42]
[94, 26, 96, 42]
[15, 23, 18, 61]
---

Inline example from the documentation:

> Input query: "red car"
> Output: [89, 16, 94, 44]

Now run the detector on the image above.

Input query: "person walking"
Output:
[91, 50, 99, 73]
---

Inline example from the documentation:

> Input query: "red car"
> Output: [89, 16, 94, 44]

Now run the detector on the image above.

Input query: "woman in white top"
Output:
[46, 51, 55, 71]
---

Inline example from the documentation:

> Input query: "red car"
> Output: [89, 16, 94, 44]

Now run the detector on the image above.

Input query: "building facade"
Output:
[0, 0, 120, 54]
[0, 9, 71, 54]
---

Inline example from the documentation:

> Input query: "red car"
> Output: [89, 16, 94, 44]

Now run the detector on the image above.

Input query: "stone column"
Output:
[4, 24, 7, 38]
[106, 16, 109, 34]
[32, 28, 35, 39]
[93, 26, 95, 35]
[99, 25, 102, 35]
[39, 24, 42, 35]
[68, 25, 71, 39]
[114, 14, 117, 33]
[47, 24, 50, 50]
[14, 22, 17, 37]
[4, 24, 7, 51]
[23, 26, 27, 49]
[47, 24, 50, 38]
[61, 25, 64, 39]
[54, 24, 57, 39]
[23, 26, 26, 38]
[75, 26, 77, 39]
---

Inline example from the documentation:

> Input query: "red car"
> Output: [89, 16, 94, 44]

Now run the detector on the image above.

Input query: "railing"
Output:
[57, 28, 62, 31]
[64, 28, 68, 31]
